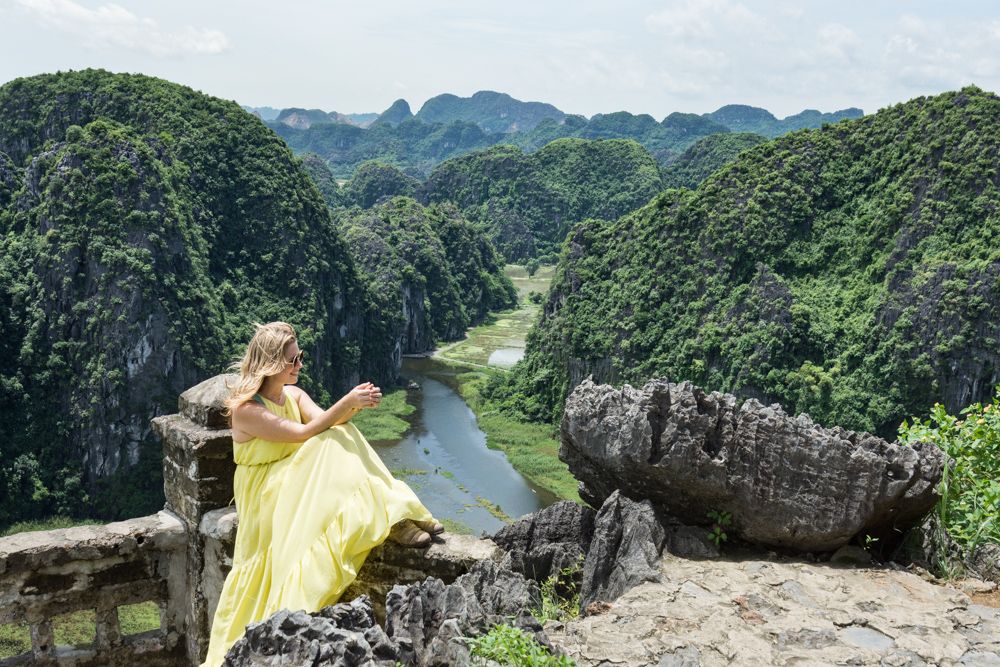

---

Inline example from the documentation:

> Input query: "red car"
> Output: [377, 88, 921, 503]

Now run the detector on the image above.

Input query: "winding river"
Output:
[374, 358, 556, 535]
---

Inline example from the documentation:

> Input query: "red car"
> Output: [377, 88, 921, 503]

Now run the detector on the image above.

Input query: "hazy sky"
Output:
[2, 0, 998, 119]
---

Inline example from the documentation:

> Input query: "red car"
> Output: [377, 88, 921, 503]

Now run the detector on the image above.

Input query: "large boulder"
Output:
[561, 378, 945, 552]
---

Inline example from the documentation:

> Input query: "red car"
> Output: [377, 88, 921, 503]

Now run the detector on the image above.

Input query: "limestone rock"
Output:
[492, 500, 595, 582]
[384, 559, 546, 666]
[581, 490, 666, 610]
[222, 596, 399, 667]
[561, 378, 945, 552]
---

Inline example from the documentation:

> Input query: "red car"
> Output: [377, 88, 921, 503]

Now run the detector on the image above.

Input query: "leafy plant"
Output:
[467, 623, 576, 666]
[707, 509, 732, 547]
[899, 389, 1000, 563]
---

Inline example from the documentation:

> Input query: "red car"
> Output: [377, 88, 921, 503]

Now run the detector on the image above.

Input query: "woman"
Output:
[200, 321, 442, 667]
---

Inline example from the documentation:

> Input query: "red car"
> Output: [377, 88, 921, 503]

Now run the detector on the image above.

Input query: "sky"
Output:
[2, 0, 999, 120]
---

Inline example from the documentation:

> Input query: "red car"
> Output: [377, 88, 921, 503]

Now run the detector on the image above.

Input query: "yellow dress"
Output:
[200, 389, 435, 667]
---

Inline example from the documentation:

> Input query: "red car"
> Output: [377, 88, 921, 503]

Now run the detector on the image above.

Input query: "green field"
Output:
[436, 264, 555, 368]
[0, 602, 160, 658]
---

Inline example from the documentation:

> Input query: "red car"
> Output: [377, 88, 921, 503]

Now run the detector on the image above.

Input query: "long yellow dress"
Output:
[200, 389, 435, 667]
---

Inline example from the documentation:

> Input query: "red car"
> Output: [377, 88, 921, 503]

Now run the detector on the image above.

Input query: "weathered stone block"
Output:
[179, 374, 234, 430]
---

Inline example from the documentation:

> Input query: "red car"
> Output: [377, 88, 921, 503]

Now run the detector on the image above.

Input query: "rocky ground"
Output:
[547, 552, 1000, 667]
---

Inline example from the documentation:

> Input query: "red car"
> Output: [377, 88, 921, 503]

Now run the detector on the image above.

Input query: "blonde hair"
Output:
[224, 321, 298, 415]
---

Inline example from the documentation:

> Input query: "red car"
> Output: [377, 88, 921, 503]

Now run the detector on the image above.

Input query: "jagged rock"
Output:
[223, 596, 399, 666]
[384, 559, 546, 666]
[492, 500, 595, 581]
[561, 378, 946, 552]
[580, 490, 666, 610]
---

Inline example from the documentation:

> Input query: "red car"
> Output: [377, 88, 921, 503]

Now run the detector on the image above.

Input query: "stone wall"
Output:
[0, 374, 496, 666]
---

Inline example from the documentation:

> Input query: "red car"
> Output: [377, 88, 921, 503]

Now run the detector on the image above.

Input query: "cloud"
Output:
[645, 0, 770, 41]
[15, 0, 230, 57]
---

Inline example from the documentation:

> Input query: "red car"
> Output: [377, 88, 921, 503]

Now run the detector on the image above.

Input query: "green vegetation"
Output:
[660, 132, 768, 190]
[352, 388, 415, 441]
[534, 557, 583, 624]
[899, 389, 1000, 567]
[424, 139, 663, 260]
[496, 87, 1000, 438]
[1, 516, 103, 537]
[440, 517, 474, 535]
[707, 510, 732, 547]
[467, 623, 577, 666]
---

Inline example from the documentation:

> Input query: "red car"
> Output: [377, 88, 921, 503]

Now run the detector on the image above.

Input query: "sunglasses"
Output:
[285, 351, 305, 366]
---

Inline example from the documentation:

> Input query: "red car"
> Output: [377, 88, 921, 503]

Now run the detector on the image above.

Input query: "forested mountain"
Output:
[415, 91, 565, 134]
[495, 87, 1000, 439]
[661, 132, 768, 190]
[371, 99, 414, 127]
[422, 138, 664, 260]
[0, 70, 513, 527]
[271, 117, 498, 178]
[337, 197, 517, 377]
[704, 104, 863, 137]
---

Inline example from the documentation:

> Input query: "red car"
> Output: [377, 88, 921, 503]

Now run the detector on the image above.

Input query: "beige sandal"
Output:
[388, 520, 431, 548]
[414, 519, 444, 535]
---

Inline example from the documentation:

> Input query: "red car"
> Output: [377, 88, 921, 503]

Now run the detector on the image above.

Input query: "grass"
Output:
[467, 623, 576, 666]
[440, 518, 474, 535]
[1, 516, 104, 537]
[476, 496, 514, 524]
[0, 602, 160, 658]
[352, 388, 415, 441]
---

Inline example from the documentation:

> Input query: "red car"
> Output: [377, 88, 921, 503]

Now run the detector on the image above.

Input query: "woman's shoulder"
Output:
[284, 385, 308, 401]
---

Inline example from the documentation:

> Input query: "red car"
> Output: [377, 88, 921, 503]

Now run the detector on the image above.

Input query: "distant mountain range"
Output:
[246, 90, 862, 137]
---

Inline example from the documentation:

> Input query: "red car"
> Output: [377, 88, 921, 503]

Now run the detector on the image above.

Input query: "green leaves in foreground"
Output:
[899, 387, 1000, 555]
[467, 624, 576, 666]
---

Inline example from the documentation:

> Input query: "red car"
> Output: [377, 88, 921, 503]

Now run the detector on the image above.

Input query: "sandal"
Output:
[388, 520, 431, 548]
[414, 519, 444, 535]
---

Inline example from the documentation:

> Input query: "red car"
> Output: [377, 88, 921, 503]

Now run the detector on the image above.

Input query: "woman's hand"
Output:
[348, 382, 382, 410]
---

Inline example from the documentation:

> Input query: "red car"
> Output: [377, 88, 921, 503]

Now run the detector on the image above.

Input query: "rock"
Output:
[580, 490, 666, 610]
[561, 378, 945, 552]
[662, 521, 720, 559]
[492, 500, 595, 581]
[222, 595, 399, 666]
[384, 559, 546, 666]
[831, 545, 874, 567]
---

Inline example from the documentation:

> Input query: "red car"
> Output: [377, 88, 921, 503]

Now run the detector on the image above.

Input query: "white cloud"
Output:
[15, 0, 230, 57]
[645, 0, 770, 41]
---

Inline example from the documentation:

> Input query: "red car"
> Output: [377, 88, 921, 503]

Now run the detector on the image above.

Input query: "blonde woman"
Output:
[200, 321, 442, 667]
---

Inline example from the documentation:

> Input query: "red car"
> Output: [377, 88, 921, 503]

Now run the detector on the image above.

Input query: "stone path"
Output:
[547, 554, 1000, 666]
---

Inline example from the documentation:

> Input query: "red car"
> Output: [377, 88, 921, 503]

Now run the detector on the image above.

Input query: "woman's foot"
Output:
[414, 519, 444, 535]
[388, 520, 431, 548]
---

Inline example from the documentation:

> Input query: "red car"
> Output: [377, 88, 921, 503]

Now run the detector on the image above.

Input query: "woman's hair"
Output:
[224, 321, 297, 415]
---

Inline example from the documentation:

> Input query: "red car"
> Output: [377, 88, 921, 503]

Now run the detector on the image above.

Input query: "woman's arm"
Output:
[233, 384, 378, 443]
[289, 383, 381, 426]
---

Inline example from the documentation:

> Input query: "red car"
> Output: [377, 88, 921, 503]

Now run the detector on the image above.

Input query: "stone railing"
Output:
[0, 375, 496, 666]
[0, 512, 186, 666]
